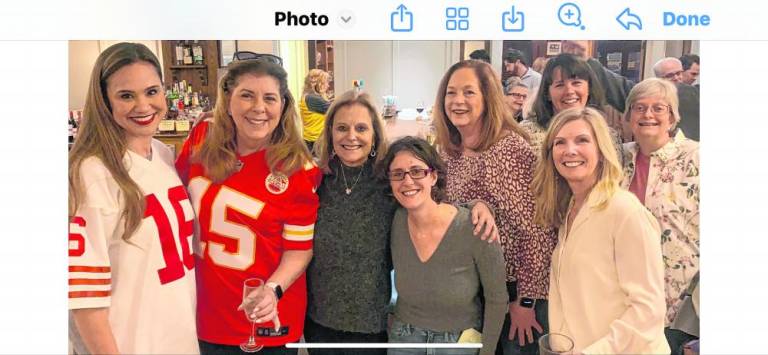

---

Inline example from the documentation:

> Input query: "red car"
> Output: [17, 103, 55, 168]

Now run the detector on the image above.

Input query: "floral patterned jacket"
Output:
[621, 133, 700, 325]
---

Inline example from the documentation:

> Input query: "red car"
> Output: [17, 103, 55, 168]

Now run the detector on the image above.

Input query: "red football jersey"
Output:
[176, 122, 321, 347]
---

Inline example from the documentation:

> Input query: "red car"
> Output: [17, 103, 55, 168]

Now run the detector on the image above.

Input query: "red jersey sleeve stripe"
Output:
[69, 278, 111, 285]
[69, 290, 111, 298]
[69, 266, 111, 273]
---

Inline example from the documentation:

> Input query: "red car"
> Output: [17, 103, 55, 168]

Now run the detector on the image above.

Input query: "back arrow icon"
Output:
[616, 8, 642, 30]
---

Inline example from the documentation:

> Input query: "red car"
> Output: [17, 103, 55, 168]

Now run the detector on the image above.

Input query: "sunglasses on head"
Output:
[232, 51, 284, 66]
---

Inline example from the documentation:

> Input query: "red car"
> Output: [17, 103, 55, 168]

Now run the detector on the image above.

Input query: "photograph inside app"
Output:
[68, 39, 699, 355]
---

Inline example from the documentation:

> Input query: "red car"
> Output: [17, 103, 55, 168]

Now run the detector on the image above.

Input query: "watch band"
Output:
[519, 297, 536, 308]
[266, 282, 283, 300]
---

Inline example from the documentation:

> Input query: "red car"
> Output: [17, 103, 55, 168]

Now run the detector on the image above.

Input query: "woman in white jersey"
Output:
[68, 42, 198, 354]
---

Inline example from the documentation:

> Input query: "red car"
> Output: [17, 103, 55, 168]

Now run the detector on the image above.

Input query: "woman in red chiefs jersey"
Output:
[176, 57, 321, 355]
[68, 42, 198, 354]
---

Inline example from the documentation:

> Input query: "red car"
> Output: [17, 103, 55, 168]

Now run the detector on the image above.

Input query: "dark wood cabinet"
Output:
[308, 40, 335, 96]
[161, 40, 220, 104]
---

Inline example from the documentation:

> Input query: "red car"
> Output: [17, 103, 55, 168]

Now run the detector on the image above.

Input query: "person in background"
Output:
[679, 54, 700, 86]
[653, 57, 700, 141]
[433, 59, 557, 355]
[68, 42, 198, 354]
[380, 136, 508, 355]
[469, 49, 492, 63]
[523, 53, 623, 161]
[654, 57, 685, 84]
[561, 40, 635, 115]
[620, 78, 700, 353]
[306, 90, 499, 355]
[503, 49, 541, 93]
[531, 57, 548, 77]
[176, 58, 321, 355]
[532, 107, 669, 354]
[300, 68, 333, 152]
[503, 77, 529, 122]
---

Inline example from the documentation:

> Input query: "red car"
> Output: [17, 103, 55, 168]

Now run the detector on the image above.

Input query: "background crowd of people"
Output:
[68, 41, 700, 355]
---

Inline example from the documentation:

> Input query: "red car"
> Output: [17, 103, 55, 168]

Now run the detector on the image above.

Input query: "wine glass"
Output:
[415, 100, 426, 120]
[425, 125, 436, 146]
[239, 278, 266, 352]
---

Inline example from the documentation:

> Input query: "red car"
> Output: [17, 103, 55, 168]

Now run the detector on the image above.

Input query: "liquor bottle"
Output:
[184, 85, 191, 108]
[183, 41, 193, 65]
[174, 42, 184, 65]
[191, 92, 200, 108]
[192, 41, 204, 65]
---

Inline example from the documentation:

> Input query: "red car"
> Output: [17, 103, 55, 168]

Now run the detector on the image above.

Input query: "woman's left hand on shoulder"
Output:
[471, 202, 500, 243]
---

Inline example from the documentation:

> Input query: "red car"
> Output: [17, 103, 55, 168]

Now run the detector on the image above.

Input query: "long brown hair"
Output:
[433, 60, 529, 157]
[193, 59, 311, 182]
[313, 90, 388, 173]
[69, 42, 163, 241]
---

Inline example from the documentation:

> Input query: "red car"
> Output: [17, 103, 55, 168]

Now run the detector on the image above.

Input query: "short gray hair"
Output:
[504, 76, 529, 94]
[653, 57, 682, 77]
[623, 77, 681, 130]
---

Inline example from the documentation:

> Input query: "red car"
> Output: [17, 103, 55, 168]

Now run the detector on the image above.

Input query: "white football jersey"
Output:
[69, 139, 198, 354]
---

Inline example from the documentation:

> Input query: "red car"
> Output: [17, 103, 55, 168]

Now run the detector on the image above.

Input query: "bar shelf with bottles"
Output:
[155, 78, 212, 155]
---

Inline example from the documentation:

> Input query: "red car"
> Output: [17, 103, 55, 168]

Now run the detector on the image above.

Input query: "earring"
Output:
[369, 143, 377, 157]
[331, 149, 336, 159]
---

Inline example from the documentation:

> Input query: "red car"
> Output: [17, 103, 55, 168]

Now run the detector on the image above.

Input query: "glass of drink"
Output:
[416, 100, 425, 120]
[239, 278, 266, 352]
[538, 333, 574, 355]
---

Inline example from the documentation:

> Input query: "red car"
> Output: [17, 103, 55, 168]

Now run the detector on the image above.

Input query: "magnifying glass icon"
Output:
[558, 2, 586, 30]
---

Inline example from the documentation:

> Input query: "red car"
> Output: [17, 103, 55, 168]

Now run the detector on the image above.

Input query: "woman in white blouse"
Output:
[531, 107, 669, 354]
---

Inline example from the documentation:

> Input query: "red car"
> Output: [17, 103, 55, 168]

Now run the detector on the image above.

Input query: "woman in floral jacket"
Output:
[620, 78, 700, 355]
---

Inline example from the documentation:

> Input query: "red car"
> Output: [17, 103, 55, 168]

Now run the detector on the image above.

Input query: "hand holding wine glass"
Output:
[237, 278, 281, 352]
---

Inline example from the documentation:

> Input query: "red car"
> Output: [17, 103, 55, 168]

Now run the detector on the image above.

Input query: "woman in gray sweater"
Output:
[378, 136, 508, 355]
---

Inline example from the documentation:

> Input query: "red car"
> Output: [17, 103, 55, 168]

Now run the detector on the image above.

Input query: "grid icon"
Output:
[446, 7, 469, 31]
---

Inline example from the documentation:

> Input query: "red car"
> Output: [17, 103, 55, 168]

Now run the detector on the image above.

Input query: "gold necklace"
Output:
[340, 163, 365, 195]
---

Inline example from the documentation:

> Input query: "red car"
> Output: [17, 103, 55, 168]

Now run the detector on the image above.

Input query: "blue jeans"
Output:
[388, 318, 478, 355]
[496, 300, 548, 355]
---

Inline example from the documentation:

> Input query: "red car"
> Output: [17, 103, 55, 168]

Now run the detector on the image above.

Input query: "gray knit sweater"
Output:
[306, 158, 398, 333]
[391, 206, 508, 355]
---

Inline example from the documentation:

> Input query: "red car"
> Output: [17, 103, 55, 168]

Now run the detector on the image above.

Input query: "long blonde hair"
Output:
[193, 59, 311, 183]
[433, 60, 529, 157]
[68, 42, 163, 241]
[532, 107, 623, 228]
[302, 69, 331, 100]
[313, 90, 388, 172]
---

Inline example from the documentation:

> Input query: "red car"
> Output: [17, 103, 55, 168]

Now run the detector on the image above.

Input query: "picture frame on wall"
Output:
[547, 41, 562, 56]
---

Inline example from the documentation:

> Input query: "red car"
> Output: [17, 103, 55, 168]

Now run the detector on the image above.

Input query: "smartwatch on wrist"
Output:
[519, 297, 536, 308]
[266, 282, 283, 300]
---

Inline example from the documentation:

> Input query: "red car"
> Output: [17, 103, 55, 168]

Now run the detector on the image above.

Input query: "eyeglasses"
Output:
[506, 92, 527, 100]
[387, 167, 433, 181]
[233, 51, 283, 66]
[631, 104, 671, 115]
[662, 70, 683, 80]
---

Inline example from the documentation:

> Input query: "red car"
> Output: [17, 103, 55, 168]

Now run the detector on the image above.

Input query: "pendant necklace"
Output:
[340, 163, 365, 195]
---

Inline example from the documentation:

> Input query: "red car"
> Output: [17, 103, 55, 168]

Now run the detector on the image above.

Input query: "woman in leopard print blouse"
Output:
[432, 59, 557, 355]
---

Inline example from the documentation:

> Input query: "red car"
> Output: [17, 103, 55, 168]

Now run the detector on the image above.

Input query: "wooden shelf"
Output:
[170, 65, 207, 70]
[161, 40, 220, 104]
